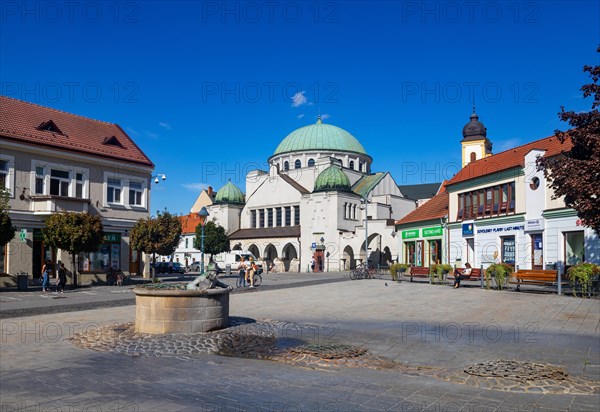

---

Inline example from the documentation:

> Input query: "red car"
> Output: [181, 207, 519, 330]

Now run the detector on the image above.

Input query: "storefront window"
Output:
[416, 241, 423, 267]
[79, 233, 121, 272]
[502, 237, 516, 267]
[405, 242, 415, 266]
[429, 240, 441, 265]
[565, 231, 584, 266]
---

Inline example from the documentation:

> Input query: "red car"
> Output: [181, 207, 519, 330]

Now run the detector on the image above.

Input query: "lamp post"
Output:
[391, 230, 397, 263]
[360, 198, 370, 267]
[198, 207, 209, 276]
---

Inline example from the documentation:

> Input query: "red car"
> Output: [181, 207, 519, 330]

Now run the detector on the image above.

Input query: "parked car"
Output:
[154, 262, 185, 274]
[186, 261, 202, 272]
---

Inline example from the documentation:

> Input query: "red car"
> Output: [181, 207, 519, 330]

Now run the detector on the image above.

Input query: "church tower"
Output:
[461, 107, 492, 167]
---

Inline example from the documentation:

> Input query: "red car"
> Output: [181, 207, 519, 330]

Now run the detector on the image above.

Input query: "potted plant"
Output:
[485, 263, 513, 290]
[568, 263, 600, 298]
[429, 264, 453, 284]
[390, 263, 409, 281]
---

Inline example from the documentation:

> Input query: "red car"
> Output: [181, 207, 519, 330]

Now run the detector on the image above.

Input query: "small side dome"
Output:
[462, 109, 487, 140]
[214, 181, 245, 204]
[313, 165, 352, 193]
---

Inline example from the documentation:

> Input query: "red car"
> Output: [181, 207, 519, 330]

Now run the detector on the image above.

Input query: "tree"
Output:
[538, 46, 600, 234]
[42, 212, 104, 285]
[194, 220, 230, 260]
[130, 211, 182, 279]
[0, 189, 16, 247]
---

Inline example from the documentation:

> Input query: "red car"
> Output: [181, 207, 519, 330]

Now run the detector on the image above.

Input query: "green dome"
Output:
[313, 165, 352, 193]
[273, 117, 367, 156]
[215, 181, 245, 204]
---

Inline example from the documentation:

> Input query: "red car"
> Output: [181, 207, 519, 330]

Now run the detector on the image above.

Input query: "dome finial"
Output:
[316, 114, 323, 125]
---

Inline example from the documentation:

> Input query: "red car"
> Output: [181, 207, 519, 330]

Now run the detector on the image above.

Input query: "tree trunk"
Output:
[71, 252, 78, 287]
[152, 252, 156, 282]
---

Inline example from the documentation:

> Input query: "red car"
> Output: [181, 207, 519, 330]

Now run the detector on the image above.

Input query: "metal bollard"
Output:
[480, 264, 484, 289]
[558, 265, 562, 296]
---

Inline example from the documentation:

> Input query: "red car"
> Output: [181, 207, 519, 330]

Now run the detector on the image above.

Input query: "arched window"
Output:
[349, 160, 355, 170]
[294, 160, 301, 169]
[283, 161, 289, 171]
[470, 152, 477, 162]
[307, 158, 315, 167]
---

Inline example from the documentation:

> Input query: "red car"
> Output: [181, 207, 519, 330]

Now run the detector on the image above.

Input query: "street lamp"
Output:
[152, 173, 167, 184]
[198, 206, 209, 275]
[360, 198, 370, 267]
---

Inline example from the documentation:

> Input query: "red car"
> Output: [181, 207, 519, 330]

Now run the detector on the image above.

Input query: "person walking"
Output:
[238, 257, 247, 287]
[41, 259, 52, 292]
[56, 261, 67, 293]
[246, 258, 256, 288]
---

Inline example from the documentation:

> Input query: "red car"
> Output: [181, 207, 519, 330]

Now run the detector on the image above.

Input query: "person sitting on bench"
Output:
[453, 262, 472, 288]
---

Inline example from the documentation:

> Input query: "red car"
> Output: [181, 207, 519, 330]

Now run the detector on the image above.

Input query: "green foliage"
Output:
[485, 263, 514, 290]
[130, 211, 182, 257]
[568, 263, 600, 298]
[429, 264, 452, 284]
[43, 212, 104, 277]
[43, 212, 104, 254]
[390, 263, 409, 281]
[0, 189, 15, 247]
[194, 220, 230, 257]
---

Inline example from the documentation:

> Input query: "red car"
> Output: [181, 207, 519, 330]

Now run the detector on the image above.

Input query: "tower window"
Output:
[308, 158, 315, 167]
[349, 160, 354, 170]
[470, 152, 477, 163]
[294, 160, 301, 169]
[283, 161, 289, 171]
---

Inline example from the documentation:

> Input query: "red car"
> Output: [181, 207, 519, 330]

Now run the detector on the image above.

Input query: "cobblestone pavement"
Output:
[2, 280, 599, 411]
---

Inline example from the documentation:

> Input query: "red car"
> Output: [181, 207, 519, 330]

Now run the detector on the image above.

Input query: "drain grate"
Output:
[290, 343, 368, 359]
[465, 359, 569, 383]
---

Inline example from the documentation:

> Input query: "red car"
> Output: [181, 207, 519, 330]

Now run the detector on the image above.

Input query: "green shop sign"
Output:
[422, 226, 443, 237]
[104, 233, 121, 244]
[402, 230, 419, 239]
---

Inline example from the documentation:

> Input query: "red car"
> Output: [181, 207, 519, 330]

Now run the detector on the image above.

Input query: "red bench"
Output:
[450, 268, 483, 286]
[407, 266, 430, 282]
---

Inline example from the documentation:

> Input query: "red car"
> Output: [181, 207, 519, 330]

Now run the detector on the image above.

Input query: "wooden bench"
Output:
[451, 268, 482, 286]
[407, 266, 430, 282]
[509, 269, 567, 292]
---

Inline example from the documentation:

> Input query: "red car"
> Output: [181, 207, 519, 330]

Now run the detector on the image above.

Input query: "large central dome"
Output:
[273, 117, 367, 156]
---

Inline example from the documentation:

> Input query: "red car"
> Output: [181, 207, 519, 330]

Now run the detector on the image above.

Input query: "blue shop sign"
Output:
[462, 223, 474, 237]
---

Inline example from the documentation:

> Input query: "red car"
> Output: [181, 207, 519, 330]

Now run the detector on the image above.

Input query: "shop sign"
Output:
[104, 233, 121, 243]
[423, 226, 443, 237]
[19, 229, 27, 243]
[525, 218, 544, 231]
[462, 223, 474, 237]
[402, 229, 419, 239]
[477, 225, 525, 234]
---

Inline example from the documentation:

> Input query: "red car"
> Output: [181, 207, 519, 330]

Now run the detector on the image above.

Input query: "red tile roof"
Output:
[180, 213, 203, 234]
[447, 135, 572, 186]
[0, 96, 154, 167]
[395, 189, 448, 226]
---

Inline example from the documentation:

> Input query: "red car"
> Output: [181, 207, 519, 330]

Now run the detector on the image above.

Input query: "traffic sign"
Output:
[311, 242, 316, 250]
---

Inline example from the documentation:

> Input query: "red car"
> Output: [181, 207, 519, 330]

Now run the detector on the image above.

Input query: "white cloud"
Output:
[125, 127, 140, 138]
[291, 91, 308, 107]
[297, 114, 305, 119]
[159, 121, 172, 130]
[320, 113, 331, 120]
[145, 131, 160, 139]
[495, 137, 523, 153]
[181, 183, 209, 192]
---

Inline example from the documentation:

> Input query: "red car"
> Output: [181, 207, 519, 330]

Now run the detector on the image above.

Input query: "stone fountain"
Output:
[133, 269, 232, 334]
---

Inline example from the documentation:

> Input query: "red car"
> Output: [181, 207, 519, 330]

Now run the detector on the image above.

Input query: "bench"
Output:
[451, 268, 483, 286]
[509, 269, 567, 292]
[407, 266, 430, 282]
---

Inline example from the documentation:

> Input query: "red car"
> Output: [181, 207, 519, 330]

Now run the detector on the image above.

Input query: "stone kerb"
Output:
[133, 288, 230, 334]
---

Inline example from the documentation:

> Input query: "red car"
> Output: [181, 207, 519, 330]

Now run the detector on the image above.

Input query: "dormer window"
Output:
[37, 120, 63, 135]
[102, 136, 125, 148]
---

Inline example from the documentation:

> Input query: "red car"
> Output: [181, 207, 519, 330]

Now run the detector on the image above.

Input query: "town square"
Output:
[1, 1, 599, 411]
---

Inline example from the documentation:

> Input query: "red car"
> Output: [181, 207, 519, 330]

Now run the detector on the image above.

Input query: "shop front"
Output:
[79, 232, 122, 273]
[401, 225, 444, 268]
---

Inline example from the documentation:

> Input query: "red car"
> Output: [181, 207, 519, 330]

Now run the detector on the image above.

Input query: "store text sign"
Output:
[525, 219, 544, 231]
[477, 225, 524, 234]
[423, 226, 443, 237]
[402, 230, 419, 239]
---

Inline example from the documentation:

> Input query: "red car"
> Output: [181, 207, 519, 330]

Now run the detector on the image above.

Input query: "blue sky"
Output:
[2, 1, 598, 216]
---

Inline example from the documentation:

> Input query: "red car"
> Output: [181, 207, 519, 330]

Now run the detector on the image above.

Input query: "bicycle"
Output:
[350, 264, 382, 280]
[236, 272, 262, 288]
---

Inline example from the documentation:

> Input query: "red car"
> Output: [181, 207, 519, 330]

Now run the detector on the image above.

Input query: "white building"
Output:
[194, 117, 416, 272]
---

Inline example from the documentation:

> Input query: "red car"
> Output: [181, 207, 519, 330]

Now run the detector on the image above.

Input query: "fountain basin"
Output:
[133, 287, 231, 334]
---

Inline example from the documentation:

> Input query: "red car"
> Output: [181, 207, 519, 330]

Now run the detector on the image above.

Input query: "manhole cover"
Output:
[290, 343, 367, 359]
[465, 360, 569, 382]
